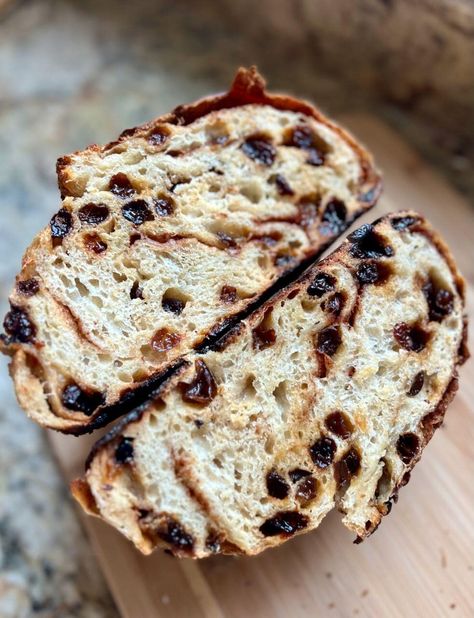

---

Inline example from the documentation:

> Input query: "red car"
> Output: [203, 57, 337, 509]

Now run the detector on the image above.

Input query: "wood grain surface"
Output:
[48, 115, 474, 618]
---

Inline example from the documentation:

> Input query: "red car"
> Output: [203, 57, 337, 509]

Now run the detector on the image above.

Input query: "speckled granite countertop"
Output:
[0, 1, 472, 616]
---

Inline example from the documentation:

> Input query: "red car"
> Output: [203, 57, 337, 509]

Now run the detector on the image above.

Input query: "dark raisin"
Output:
[334, 447, 361, 488]
[217, 232, 239, 251]
[266, 470, 290, 499]
[356, 261, 392, 285]
[320, 200, 347, 236]
[158, 518, 194, 553]
[296, 476, 318, 505]
[393, 322, 430, 352]
[288, 469, 311, 483]
[396, 432, 420, 464]
[274, 174, 294, 196]
[61, 383, 105, 415]
[109, 173, 135, 199]
[259, 511, 308, 537]
[130, 281, 143, 300]
[325, 411, 353, 439]
[284, 125, 328, 166]
[50, 208, 72, 241]
[317, 325, 342, 356]
[122, 200, 154, 225]
[309, 436, 337, 468]
[162, 297, 185, 315]
[275, 254, 295, 268]
[79, 203, 110, 226]
[306, 149, 325, 166]
[241, 134, 276, 166]
[205, 533, 221, 554]
[115, 437, 134, 464]
[130, 233, 141, 245]
[2, 305, 36, 344]
[220, 286, 238, 304]
[423, 278, 454, 322]
[151, 329, 181, 353]
[147, 126, 170, 146]
[154, 196, 175, 216]
[252, 312, 276, 351]
[407, 371, 425, 396]
[179, 359, 217, 405]
[194, 419, 204, 428]
[307, 272, 336, 297]
[17, 278, 39, 296]
[348, 224, 394, 259]
[323, 292, 345, 316]
[84, 233, 107, 254]
[391, 216, 420, 230]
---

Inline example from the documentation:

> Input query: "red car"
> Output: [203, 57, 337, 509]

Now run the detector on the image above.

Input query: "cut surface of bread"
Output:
[1, 67, 380, 433]
[73, 212, 468, 558]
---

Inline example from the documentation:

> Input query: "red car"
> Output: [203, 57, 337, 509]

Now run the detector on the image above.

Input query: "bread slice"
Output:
[72, 212, 468, 557]
[0, 67, 380, 434]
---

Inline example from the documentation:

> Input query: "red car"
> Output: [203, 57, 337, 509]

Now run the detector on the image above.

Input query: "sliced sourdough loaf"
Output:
[1, 67, 380, 433]
[72, 212, 468, 557]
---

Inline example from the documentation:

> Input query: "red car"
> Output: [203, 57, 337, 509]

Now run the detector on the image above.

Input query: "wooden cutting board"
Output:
[48, 114, 474, 618]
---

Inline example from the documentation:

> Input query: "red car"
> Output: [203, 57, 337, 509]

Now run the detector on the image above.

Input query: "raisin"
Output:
[325, 411, 353, 439]
[217, 232, 239, 251]
[284, 125, 328, 166]
[393, 322, 430, 352]
[17, 278, 39, 296]
[109, 173, 135, 199]
[391, 216, 420, 230]
[422, 278, 454, 322]
[296, 476, 318, 505]
[356, 261, 392, 285]
[317, 325, 342, 356]
[252, 311, 276, 351]
[323, 292, 345, 316]
[61, 383, 105, 415]
[307, 272, 336, 297]
[274, 174, 294, 196]
[154, 196, 175, 216]
[309, 436, 337, 468]
[220, 285, 238, 304]
[78, 204, 110, 227]
[50, 208, 72, 241]
[320, 200, 347, 236]
[2, 305, 36, 344]
[130, 233, 141, 245]
[241, 134, 276, 166]
[275, 254, 295, 268]
[205, 533, 221, 554]
[115, 437, 134, 464]
[130, 281, 143, 300]
[259, 511, 308, 537]
[179, 359, 217, 405]
[396, 432, 420, 464]
[162, 297, 185, 315]
[288, 469, 311, 483]
[157, 518, 194, 553]
[147, 126, 170, 146]
[266, 470, 290, 499]
[334, 447, 361, 489]
[407, 371, 425, 396]
[122, 200, 154, 225]
[84, 233, 107, 254]
[151, 329, 181, 353]
[348, 224, 394, 259]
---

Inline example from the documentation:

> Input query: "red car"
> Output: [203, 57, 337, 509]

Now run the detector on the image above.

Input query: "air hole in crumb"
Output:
[239, 180, 263, 203]
[161, 288, 189, 315]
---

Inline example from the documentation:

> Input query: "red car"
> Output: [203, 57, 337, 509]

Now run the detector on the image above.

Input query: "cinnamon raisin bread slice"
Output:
[72, 212, 468, 557]
[1, 67, 380, 434]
